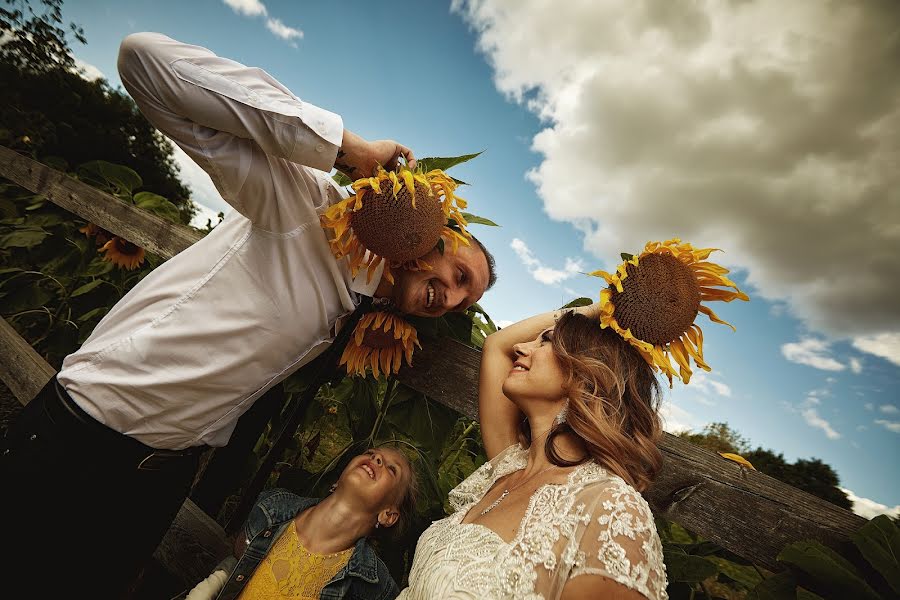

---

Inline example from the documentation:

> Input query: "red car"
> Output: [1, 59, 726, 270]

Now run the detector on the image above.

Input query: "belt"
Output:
[42, 379, 206, 471]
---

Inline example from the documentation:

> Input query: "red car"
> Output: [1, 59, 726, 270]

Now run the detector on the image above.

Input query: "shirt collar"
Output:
[348, 259, 384, 298]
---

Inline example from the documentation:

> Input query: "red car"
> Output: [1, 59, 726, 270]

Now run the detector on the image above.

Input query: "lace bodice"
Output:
[398, 444, 667, 600]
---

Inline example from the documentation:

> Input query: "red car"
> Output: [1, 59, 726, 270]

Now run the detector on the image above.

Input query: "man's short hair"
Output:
[471, 236, 497, 290]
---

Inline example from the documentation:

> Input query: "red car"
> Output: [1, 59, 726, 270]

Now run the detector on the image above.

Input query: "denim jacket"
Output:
[215, 489, 399, 600]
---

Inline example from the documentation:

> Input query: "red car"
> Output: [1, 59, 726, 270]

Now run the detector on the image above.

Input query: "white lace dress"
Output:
[398, 444, 668, 600]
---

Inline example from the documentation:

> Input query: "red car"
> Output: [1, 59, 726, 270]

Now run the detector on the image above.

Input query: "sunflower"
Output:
[79, 222, 112, 247]
[321, 166, 471, 284]
[339, 311, 421, 378]
[99, 236, 146, 270]
[591, 238, 749, 386]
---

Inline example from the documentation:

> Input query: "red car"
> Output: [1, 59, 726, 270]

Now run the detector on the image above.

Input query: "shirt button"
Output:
[29, 434, 38, 441]
[235, 574, 245, 582]
[315, 143, 325, 152]
[263, 530, 272, 538]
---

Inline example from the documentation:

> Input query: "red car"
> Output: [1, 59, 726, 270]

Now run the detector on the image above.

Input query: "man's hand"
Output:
[333, 129, 417, 180]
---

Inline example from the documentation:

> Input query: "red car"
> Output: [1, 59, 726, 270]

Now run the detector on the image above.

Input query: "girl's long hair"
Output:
[519, 312, 664, 491]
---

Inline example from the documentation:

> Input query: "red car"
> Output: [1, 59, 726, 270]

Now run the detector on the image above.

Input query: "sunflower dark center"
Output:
[350, 178, 444, 263]
[362, 327, 398, 349]
[611, 253, 701, 346]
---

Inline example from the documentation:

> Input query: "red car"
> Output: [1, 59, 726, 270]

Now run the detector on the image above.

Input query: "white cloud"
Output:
[781, 338, 845, 372]
[510, 238, 583, 285]
[688, 371, 732, 398]
[659, 400, 696, 434]
[453, 0, 900, 339]
[849, 357, 863, 374]
[495, 319, 514, 329]
[852, 333, 900, 367]
[72, 57, 104, 81]
[265, 18, 304, 46]
[221, 0, 303, 47]
[864, 403, 874, 411]
[874, 419, 900, 433]
[801, 407, 841, 439]
[880, 404, 899, 414]
[223, 0, 267, 17]
[189, 201, 224, 230]
[840, 488, 900, 520]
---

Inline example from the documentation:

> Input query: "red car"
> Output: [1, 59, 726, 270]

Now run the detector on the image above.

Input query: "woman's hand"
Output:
[333, 129, 416, 180]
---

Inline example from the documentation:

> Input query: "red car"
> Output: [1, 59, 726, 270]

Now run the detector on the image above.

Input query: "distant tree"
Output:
[678, 421, 750, 455]
[1, 0, 194, 222]
[679, 423, 852, 510]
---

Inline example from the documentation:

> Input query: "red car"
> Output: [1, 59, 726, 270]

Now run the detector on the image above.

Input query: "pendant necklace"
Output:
[479, 464, 560, 516]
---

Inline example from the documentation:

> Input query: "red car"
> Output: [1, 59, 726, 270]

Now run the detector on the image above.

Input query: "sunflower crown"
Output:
[339, 311, 421, 378]
[591, 238, 749, 386]
[321, 165, 472, 285]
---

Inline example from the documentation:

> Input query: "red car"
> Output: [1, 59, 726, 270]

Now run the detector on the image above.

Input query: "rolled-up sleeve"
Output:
[118, 32, 343, 229]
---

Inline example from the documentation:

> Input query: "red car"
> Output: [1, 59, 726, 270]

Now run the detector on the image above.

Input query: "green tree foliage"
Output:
[1, 0, 194, 222]
[678, 423, 852, 510]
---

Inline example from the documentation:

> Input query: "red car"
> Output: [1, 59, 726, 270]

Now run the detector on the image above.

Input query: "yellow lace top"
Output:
[237, 522, 353, 600]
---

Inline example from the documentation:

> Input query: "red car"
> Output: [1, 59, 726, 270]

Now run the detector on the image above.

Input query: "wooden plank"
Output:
[0, 146, 201, 260]
[0, 318, 55, 405]
[0, 145, 868, 573]
[153, 498, 232, 586]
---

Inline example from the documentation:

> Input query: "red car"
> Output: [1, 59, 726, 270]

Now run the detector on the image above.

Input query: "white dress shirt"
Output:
[57, 33, 381, 450]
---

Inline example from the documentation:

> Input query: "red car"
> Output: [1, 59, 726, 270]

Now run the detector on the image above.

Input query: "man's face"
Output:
[391, 242, 490, 317]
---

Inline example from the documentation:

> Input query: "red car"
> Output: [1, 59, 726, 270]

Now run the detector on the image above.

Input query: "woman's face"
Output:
[502, 327, 568, 405]
[340, 447, 408, 509]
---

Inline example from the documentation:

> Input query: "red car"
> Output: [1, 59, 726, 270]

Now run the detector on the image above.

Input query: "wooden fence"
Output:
[0, 146, 866, 582]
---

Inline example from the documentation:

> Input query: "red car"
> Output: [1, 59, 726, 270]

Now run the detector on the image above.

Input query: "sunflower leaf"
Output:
[560, 297, 593, 309]
[621, 252, 634, 261]
[851, 515, 900, 595]
[70, 279, 104, 297]
[437, 238, 445, 255]
[417, 152, 483, 174]
[333, 171, 354, 187]
[777, 540, 881, 600]
[460, 212, 499, 227]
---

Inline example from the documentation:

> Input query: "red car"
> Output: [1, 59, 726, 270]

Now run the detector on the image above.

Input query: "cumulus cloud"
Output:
[840, 488, 900, 519]
[852, 333, 900, 367]
[221, 0, 303, 46]
[874, 419, 900, 433]
[223, 0, 267, 17]
[510, 238, 584, 285]
[880, 404, 899, 414]
[849, 357, 863, 374]
[781, 338, 845, 371]
[802, 407, 841, 439]
[659, 400, 696, 434]
[453, 0, 900, 339]
[688, 371, 732, 400]
[265, 18, 303, 46]
[72, 57, 103, 81]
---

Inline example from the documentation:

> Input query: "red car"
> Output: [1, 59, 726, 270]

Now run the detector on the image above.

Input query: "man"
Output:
[0, 32, 494, 597]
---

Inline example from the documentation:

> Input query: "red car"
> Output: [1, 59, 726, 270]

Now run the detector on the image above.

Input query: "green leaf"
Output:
[0, 267, 24, 276]
[70, 279, 104, 297]
[0, 198, 18, 219]
[621, 252, 634, 261]
[77, 307, 109, 322]
[707, 557, 763, 590]
[333, 172, 354, 187]
[560, 297, 593, 309]
[76, 160, 142, 196]
[0, 226, 49, 248]
[41, 155, 69, 171]
[437, 238, 445, 255]
[777, 540, 882, 600]
[134, 191, 181, 223]
[851, 515, 900, 595]
[84, 258, 115, 277]
[747, 572, 797, 600]
[460, 212, 499, 227]
[663, 550, 719, 583]
[417, 152, 483, 173]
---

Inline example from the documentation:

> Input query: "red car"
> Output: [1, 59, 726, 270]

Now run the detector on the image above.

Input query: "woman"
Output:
[399, 239, 748, 600]
[186, 446, 417, 600]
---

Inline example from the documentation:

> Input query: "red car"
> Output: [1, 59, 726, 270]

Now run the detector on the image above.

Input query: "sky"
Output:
[60, 0, 899, 518]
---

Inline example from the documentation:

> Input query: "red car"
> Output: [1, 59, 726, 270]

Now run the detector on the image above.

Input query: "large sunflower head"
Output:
[591, 238, 749, 386]
[339, 311, 421, 378]
[99, 236, 145, 270]
[321, 166, 472, 284]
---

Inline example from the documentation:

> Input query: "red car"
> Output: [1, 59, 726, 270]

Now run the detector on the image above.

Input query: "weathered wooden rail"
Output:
[0, 146, 866, 582]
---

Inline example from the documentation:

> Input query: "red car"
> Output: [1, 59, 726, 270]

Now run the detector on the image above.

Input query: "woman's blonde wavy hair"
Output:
[519, 312, 664, 492]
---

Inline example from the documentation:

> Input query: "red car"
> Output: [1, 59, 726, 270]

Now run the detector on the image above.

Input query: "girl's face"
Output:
[502, 327, 568, 405]
[340, 447, 408, 509]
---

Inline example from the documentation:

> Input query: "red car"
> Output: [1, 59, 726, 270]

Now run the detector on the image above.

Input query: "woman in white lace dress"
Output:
[398, 304, 669, 600]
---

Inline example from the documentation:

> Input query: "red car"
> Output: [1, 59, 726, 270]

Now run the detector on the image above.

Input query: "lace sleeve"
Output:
[569, 480, 668, 600]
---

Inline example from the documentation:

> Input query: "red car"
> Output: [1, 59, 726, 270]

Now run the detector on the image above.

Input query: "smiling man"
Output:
[0, 32, 495, 596]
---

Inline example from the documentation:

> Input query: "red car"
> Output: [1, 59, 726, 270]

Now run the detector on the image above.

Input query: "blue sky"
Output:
[62, 0, 899, 516]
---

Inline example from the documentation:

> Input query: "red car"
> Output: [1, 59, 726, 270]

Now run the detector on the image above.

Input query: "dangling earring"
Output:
[329, 483, 338, 493]
[555, 398, 569, 426]
[374, 520, 381, 529]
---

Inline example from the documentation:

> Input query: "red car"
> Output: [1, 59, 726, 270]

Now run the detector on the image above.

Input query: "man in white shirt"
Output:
[0, 32, 495, 596]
